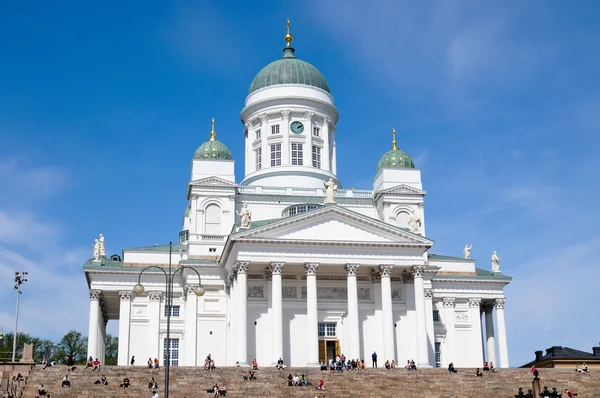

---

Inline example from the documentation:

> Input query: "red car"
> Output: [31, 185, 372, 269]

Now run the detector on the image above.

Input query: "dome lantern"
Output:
[376, 128, 415, 171]
[193, 118, 233, 161]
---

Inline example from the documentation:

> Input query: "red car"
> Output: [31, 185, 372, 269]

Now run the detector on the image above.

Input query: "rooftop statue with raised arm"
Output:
[463, 244, 472, 259]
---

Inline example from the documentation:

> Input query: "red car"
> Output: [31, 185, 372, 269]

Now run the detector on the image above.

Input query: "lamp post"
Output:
[132, 242, 204, 398]
[12, 271, 28, 362]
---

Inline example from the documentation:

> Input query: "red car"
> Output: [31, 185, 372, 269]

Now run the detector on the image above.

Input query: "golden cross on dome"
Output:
[392, 128, 398, 150]
[210, 118, 216, 141]
[284, 18, 293, 47]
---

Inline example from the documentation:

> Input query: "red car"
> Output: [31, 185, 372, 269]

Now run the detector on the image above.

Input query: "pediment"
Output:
[234, 205, 432, 246]
[377, 184, 426, 197]
[189, 176, 238, 188]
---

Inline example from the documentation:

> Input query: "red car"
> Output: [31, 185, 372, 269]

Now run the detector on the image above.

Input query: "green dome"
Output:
[377, 148, 415, 171]
[193, 120, 233, 161]
[249, 47, 330, 95]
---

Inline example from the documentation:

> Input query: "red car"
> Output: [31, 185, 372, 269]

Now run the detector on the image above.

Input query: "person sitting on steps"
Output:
[251, 359, 259, 370]
[120, 377, 131, 389]
[147, 358, 153, 368]
[148, 376, 158, 389]
[489, 361, 496, 372]
[218, 383, 227, 396]
[86, 356, 94, 369]
[483, 361, 489, 371]
[38, 384, 47, 396]
[249, 369, 257, 380]
[287, 373, 293, 386]
[93, 375, 108, 385]
[448, 362, 457, 373]
[276, 357, 285, 370]
[476, 368, 483, 377]
[242, 371, 248, 381]
[385, 360, 391, 370]
[61, 375, 71, 387]
[92, 358, 101, 371]
[410, 359, 417, 371]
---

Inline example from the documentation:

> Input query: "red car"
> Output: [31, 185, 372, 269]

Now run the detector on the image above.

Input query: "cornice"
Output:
[241, 96, 339, 123]
[233, 237, 431, 248]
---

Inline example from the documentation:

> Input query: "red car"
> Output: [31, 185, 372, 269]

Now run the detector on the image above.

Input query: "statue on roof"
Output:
[408, 210, 422, 234]
[324, 178, 338, 204]
[237, 203, 252, 229]
[99, 234, 106, 258]
[463, 244, 472, 259]
[93, 239, 101, 262]
[491, 251, 501, 273]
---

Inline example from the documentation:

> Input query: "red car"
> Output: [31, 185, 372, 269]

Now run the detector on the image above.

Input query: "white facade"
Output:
[84, 30, 511, 369]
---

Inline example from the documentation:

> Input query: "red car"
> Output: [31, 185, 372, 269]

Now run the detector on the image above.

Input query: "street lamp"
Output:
[132, 242, 204, 398]
[12, 271, 28, 362]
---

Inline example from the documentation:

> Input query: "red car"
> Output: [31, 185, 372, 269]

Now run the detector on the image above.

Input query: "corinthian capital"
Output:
[281, 110, 290, 120]
[379, 265, 393, 278]
[270, 262, 285, 275]
[259, 113, 269, 124]
[442, 297, 455, 308]
[304, 262, 319, 276]
[235, 261, 249, 274]
[118, 291, 131, 301]
[412, 265, 426, 278]
[495, 298, 506, 309]
[90, 289, 102, 301]
[304, 111, 314, 121]
[469, 298, 482, 308]
[322, 117, 331, 127]
[345, 263, 360, 276]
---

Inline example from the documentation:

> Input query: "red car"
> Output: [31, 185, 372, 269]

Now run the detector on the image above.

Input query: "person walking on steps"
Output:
[372, 351, 378, 368]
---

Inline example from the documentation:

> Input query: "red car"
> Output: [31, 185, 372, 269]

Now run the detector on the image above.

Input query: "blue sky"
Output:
[1, 1, 599, 366]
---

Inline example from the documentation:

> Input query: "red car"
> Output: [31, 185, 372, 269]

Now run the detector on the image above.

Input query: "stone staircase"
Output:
[22, 366, 600, 398]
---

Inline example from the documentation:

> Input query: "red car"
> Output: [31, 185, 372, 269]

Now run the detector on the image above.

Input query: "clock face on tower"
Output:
[290, 121, 304, 134]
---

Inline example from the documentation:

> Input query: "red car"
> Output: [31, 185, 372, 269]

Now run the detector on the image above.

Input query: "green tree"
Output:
[104, 334, 118, 365]
[55, 330, 87, 364]
[0, 332, 35, 361]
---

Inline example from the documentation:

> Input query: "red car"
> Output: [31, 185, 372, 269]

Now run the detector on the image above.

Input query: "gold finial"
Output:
[392, 128, 397, 150]
[284, 18, 293, 47]
[210, 117, 216, 141]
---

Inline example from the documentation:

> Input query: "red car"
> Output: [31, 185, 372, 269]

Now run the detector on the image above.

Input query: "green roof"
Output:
[83, 257, 123, 269]
[377, 147, 415, 171]
[475, 268, 512, 279]
[249, 47, 330, 94]
[193, 138, 232, 161]
[124, 244, 187, 252]
[247, 218, 282, 229]
[429, 253, 475, 262]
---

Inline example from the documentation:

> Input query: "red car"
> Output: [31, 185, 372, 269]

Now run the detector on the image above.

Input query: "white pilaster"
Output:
[442, 298, 455, 366]
[191, 195, 199, 234]
[270, 262, 284, 364]
[259, 114, 269, 169]
[235, 261, 249, 366]
[379, 265, 395, 362]
[345, 264, 361, 360]
[281, 111, 290, 165]
[331, 126, 337, 175]
[87, 290, 101, 360]
[305, 263, 320, 367]
[484, 303, 497, 367]
[468, 298, 484, 367]
[495, 298, 509, 368]
[147, 291, 162, 361]
[322, 117, 331, 171]
[303, 111, 313, 167]
[244, 122, 253, 175]
[184, 286, 199, 366]
[413, 266, 430, 367]
[424, 288, 435, 365]
[117, 291, 131, 366]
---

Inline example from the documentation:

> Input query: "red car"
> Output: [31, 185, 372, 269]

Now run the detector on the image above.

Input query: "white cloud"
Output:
[0, 157, 68, 205]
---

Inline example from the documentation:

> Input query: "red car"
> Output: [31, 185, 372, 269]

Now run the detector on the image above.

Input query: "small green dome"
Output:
[376, 130, 415, 171]
[249, 47, 330, 95]
[193, 119, 233, 160]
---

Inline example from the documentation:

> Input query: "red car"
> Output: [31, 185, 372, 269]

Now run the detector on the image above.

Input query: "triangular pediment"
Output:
[189, 176, 238, 188]
[377, 184, 426, 196]
[233, 205, 433, 246]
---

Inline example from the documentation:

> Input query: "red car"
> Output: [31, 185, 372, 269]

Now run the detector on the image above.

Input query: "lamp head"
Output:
[133, 283, 145, 295]
[194, 286, 205, 297]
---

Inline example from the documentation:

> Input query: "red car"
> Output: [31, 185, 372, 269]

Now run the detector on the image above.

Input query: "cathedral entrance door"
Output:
[319, 340, 340, 364]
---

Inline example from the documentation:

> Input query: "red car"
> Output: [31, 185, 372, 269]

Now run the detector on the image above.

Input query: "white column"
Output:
[412, 266, 430, 367]
[87, 290, 101, 360]
[228, 272, 236, 365]
[322, 117, 331, 171]
[468, 298, 484, 367]
[480, 311, 486, 363]
[235, 261, 249, 366]
[259, 114, 269, 169]
[495, 298, 509, 368]
[281, 110, 290, 165]
[191, 195, 199, 234]
[442, 298, 455, 366]
[147, 292, 162, 361]
[117, 291, 132, 365]
[303, 111, 314, 167]
[424, 288, 435, 365]
[331, 126, 337, 175]
[484, 303, 497, 367]
[379, 265, 395, 362]
[184, 286, 198, 366]
[305, 263, 320, 366]
[100, 319, 106, 366]
[345, 264, 361, 360]
[270, 262, 285, 364]
[244, 122, 253, 175]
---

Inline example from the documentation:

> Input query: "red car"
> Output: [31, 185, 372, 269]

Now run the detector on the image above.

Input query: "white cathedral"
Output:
[84, 22, 511, 370]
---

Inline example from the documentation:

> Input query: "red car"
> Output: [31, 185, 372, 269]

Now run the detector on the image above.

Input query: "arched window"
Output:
[204, 204, 222, 234]
[395, 211, 409, 228]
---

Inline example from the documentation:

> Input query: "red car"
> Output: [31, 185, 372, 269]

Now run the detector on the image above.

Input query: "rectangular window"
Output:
[255, 129, 261, 140]
[312, 146, 321, 168]
[270, 143, 281, 166]
[209, 247, 216, 253]
[163, 338, 179, 367]
[164, 305, 180, 317]
[313, 127, 320, 137]
[255, 148, 262, 170]
[433, 310, 440, 322]
[434, 342, 441, 368]
[291, 143, 303, 165]
[318, 322, 336, 337]
[271, 125, 280, 135]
